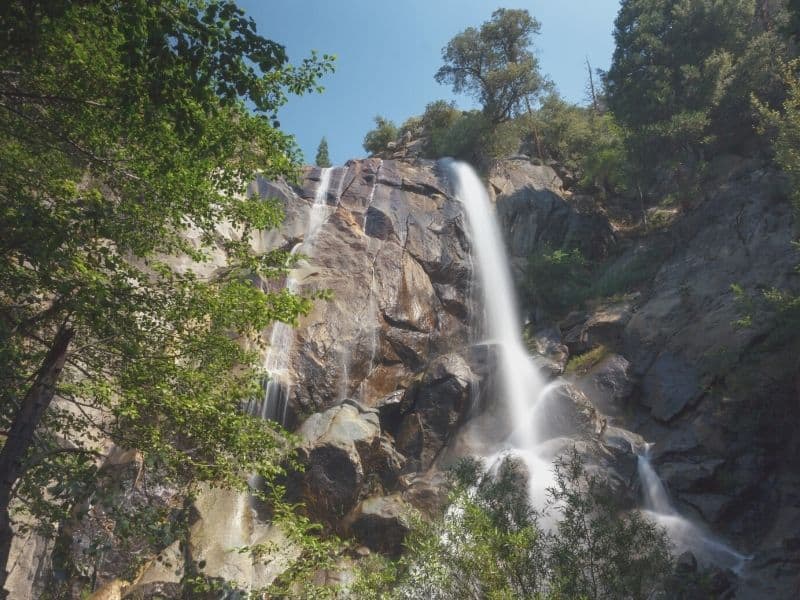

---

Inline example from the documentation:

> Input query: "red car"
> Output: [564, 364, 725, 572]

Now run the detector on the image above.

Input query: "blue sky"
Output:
[239, 1, 621, 165]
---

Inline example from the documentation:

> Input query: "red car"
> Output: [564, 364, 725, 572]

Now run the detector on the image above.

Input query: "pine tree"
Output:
[315, 136, 332, 167]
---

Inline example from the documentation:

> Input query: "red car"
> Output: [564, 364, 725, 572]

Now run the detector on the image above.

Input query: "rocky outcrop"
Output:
[15, 152, 799, 599]
[253, 159, 472, 425]
[344, 494, 412, 557]
[490, 158, 616, 266]
[546, 161, 800, 598]
[394, 353, 477, 472]
[288, 401, 404, 523]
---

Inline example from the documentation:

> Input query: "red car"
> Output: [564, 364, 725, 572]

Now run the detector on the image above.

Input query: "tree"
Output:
[0, 1, 333, 595]
[757, 59, 800, 210]
[363, 115, 398, 155]
[315, 136, 332, 167]
[606, 0, 755, 167]
[358, 451, 673, 599]
[435, 8, 548, 124]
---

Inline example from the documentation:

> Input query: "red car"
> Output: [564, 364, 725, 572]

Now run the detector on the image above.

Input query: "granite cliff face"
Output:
[8, 156, 799, 599]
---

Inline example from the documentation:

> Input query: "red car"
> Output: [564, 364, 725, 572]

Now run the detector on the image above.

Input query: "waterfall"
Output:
[637, 447, 750, 573]
[447, 160, 554, 503]
[247, 167, 338, 425]
[448, 160, 749, 572]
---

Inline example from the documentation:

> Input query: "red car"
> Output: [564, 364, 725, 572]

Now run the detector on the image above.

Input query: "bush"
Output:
[363, 115, 398, 156]
[435, 110, 491, 162]
[356, 450, 673, 599]
[524, 246, 591, 317]
[420, 100, 462, 156]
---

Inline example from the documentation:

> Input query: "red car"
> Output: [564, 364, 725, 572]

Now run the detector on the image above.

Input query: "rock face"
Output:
[490, 159, 616, 266]
[254, 159, 472, 425]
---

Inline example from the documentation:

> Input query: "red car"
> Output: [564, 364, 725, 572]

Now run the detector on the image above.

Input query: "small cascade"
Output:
[305, 166, 335, 249]
[357, 291, 379, 404]
[247, 167, 339, 425]
[637, 447, 750, 573]
[247, 243, 303, 424]
[356, 159, 383, 403]
[363, 158, 383, 231]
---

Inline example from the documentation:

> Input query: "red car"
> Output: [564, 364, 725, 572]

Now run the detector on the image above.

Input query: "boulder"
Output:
[396, 354, 476, 471]
[535, 382, 600, 441]
[563, 300, 633, 355]
[576, 353, 635, 416]
[345, 494, 412, 557]
[290, 401, 386, 521]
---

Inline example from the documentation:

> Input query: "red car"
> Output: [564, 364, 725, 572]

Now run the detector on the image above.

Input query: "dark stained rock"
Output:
[289, 402, 387, 522]
[344, 494, 412, 557]
[396, 354, 476, 471]
[641, 353, 701, 422]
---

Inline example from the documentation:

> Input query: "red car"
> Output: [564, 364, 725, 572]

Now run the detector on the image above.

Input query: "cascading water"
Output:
[638, 446, 750, 573]
[449, 159, 749, 570]
[447, 160, 555, 503]
[247, 166, 338, 425]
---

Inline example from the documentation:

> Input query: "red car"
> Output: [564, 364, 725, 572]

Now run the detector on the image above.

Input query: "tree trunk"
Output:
[0, 325, 73, 599]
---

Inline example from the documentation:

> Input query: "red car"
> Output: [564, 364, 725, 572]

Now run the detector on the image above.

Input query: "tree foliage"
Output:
[435, 8, 548, 124]
[351, 451, 673, 600]
[363, 115, 398, 156]
[0, 0, 333, 593]
[606, 0, 789, 174]
[316, 136, 332, 167]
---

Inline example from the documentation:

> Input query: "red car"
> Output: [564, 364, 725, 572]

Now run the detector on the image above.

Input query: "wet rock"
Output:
[708, 567, 736, 598]
[537, 383, 600, 440]
[290, 402, 383, 521]
[577, 353, 635, 416]
[396, 354, 476, 471]
[657, 457, 724, 492]
[530, 325, 569, 376]
[676, 550, 698, 574]
[256, 159, 472, 417]
[345, 494, 412, 557]
[382, 253, 439, 332]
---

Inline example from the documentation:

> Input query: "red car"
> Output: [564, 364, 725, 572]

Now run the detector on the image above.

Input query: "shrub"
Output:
[524, 246, 591, 317]
[363, 115, 398, 156]
[357, 450, 673, 599]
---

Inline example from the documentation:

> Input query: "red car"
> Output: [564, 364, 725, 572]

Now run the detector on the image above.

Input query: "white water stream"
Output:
[447, 160, 555, 503]
[448, 159, 748, 571]
[247, 166, 338, 425]
[638, 446, 750, 573]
